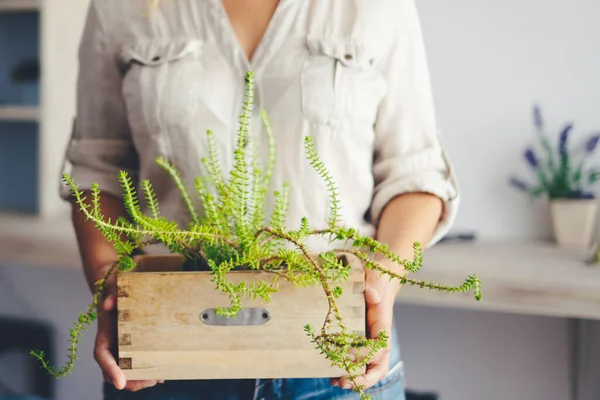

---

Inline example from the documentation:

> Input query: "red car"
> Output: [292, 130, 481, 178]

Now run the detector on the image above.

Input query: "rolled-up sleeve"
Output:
[59, 2, 138, 201]
[370, 0, 459, 246]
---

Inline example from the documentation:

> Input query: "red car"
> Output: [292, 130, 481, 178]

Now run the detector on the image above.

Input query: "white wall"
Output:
[395, 305, 570, 400]
[393, 1, 600, 399]
[419, 0, 600, 241]
[40, 0, 90, 218]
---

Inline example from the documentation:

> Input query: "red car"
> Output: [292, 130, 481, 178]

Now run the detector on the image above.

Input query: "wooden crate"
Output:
[116, 254, 366, 380]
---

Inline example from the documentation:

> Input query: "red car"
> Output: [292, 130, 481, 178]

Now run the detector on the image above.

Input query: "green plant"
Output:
[31, 72, 481, 399]
[509, 104, 600, 199]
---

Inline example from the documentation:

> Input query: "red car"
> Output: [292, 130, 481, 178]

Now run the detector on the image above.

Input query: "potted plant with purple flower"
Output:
[510, 104, 600, 248]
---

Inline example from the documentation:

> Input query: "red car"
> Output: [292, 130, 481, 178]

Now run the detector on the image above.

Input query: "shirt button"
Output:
[152, 56, 161, 62]
[344, 53, 353, 61]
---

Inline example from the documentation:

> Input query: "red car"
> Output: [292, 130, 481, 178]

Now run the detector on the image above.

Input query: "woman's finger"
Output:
[95, 309, 125, 390]
[338, 351, 391, 391]
[102, 294, 116, 311]
[94, 343, 126, 390]
[125, 380, 158, 392]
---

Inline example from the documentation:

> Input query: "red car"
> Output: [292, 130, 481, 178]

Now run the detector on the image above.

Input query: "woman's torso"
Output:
[92, 0, 401, 251]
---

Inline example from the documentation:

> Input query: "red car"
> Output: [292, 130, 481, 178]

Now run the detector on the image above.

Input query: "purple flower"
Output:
[533, 104, 543, 129]
[524, 148, 538, 168]
[509, 177, 530, 191]
[585, 134, 600, 153]
[558, 123, 573, 155]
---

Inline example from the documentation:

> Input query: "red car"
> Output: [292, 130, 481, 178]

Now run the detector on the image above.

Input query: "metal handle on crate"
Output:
[199, 307, 272, 326]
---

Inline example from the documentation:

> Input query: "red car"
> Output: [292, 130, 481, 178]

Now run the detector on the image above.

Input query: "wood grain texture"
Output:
[118, 350, 353, 380]
[117, 254, 366, 380]
[398, 240, 600, 320]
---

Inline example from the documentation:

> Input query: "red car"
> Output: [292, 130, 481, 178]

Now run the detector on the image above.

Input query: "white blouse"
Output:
[60, 0, 459, 252]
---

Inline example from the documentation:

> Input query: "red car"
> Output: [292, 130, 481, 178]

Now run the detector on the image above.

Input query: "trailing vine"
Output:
[31, 71, 481, 400]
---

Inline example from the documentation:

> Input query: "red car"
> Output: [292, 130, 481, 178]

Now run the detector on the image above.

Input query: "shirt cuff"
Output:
[59, 138, 139, 201]
[370, 153, 459, 247]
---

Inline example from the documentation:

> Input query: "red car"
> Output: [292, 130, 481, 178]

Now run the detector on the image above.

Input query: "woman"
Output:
[60, 0, 458, 399]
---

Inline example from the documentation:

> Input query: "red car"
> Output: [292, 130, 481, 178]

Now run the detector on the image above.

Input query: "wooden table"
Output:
[2, 212, 599, 399]
[0, 212, 80, 270]
[398, 240, 600, 321]
[2, 212, 600, 320]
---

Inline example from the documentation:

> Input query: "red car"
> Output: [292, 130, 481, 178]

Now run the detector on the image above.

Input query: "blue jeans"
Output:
[104, 329, 405, 400]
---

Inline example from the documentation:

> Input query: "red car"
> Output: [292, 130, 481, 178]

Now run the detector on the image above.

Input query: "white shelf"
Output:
[0, 210, 79, 270]
[0, 0, 89, 217]
[0, 106, 39, 122]
[0, 0, 40, 11]
[0, 213, 599, 322]
[397, 240, 600, 321]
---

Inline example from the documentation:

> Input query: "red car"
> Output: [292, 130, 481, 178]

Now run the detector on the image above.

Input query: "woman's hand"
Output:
[331, 267, 399, 391]
[71, 192, 162, 390]
[332, 193, 443, 390]
[94, 277, 163, 391]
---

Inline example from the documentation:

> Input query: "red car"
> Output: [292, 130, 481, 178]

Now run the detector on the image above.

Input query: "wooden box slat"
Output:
[117, 254, 366, 380]
[119, 350, 350, 380]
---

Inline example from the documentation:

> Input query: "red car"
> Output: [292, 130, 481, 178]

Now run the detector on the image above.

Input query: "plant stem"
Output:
[335, 249, 481, 300]
[256, 227, 346, 333]
[30, 261, 118, 378]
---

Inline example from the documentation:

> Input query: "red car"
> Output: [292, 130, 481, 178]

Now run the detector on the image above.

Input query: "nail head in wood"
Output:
[118, 310, 130, 321]
[117, 285, 130, 298]
[119, 334, 131, 346]
[119, 358, 132, 370]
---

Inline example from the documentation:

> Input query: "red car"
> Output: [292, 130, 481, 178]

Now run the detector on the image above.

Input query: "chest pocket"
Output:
[300, 37, 387, 131]
[119, 38, 206, 140]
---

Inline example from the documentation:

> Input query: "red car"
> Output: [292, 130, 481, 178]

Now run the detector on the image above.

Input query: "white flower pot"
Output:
[550, 199, 600, 249]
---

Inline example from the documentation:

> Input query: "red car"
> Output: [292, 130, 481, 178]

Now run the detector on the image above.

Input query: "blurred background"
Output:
[1, 1, 600, 399]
